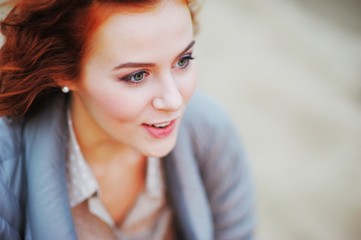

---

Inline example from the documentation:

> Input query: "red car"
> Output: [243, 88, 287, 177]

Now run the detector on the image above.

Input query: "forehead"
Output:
[85, 0, 193, 62]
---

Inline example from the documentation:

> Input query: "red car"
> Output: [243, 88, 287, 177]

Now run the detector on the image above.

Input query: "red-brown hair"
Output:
[0, 0, 199, 118]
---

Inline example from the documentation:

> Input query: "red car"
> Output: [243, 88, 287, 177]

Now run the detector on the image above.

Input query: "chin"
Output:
[145, 138, 177, 158]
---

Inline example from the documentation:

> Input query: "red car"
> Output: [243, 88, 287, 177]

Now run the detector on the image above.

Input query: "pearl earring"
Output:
[61, 86, 70, 93]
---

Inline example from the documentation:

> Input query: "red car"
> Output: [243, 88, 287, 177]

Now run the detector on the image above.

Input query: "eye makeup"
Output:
[174, 53, 194, 69]
[118, 70, 150, 87]
[115, 41, 196, 87]
[117, 52, 195, 87]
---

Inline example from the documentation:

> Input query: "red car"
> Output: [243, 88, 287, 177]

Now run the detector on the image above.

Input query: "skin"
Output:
[68, 0, 196, 225]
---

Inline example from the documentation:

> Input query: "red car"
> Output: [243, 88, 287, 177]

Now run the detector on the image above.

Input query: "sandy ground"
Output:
[196, 0, 361, 239]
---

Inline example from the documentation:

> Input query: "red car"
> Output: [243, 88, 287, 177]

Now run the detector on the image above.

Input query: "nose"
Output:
[152, 75, 182, 112]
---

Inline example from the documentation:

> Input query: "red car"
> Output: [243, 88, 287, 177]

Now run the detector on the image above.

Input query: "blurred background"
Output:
[195, 0, 361, 240]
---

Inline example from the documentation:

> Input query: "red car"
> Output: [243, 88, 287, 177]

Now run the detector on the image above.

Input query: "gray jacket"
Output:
[0, 92, 255, 240]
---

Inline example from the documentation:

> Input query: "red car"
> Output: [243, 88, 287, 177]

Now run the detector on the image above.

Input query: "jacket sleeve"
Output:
[0, 119, 24, 240]
[185, 94, 256, 240]
[0, 215, 21, 240]
[0, 158, 23, 240]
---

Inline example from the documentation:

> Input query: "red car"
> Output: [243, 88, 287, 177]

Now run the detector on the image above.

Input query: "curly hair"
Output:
[0, 0, 199, 118]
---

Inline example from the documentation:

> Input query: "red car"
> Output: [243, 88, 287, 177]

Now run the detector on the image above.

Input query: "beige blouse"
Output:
[66, 112, 174, 239]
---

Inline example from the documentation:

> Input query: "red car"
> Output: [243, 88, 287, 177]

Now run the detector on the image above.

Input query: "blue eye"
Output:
[176, 54, 194, 69]
[121, 70, 149, 83]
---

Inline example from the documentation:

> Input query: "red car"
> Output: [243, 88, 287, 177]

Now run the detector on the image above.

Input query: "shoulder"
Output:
[0, 117, 25, 239]
[0, 117, 25, 191]
[181, 92, 255, 239]
[183, 91, 233, 132]
[0, 117, 23, 164]
[182, 91, 237, 146]
[181, 91, 242, 165]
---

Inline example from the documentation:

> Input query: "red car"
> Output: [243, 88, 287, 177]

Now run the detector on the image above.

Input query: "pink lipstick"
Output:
[142, 120, 176, 139]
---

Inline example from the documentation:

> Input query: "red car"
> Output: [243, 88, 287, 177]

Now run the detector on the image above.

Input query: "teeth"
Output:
[152, 121, 170, 128]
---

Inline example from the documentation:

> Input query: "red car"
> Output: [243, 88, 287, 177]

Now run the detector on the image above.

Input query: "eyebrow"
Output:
[112, 40, 196, 70]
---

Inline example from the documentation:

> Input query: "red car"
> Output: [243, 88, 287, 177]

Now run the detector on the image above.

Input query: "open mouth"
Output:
[142, 120, 176, 138]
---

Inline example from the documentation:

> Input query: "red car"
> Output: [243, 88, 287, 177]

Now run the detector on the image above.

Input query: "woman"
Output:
[0, 0, 255, 239]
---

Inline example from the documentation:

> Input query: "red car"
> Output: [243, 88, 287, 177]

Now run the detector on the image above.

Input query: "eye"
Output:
[131, 72, 146, 82]
[121, 70, 149, 84]
[175, 54, 194, 69]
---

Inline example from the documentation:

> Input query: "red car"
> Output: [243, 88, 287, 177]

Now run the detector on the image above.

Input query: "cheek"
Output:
[179, 67, 197, 102]
[83, 82, 150, 123]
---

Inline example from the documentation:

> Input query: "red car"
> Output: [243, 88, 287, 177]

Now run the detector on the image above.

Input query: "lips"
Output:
[142, 120, 177, 138]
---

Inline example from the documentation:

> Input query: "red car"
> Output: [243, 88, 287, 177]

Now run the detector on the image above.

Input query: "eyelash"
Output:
[120, 70, 150, 87]
[119, 53, 195, 87]
[175, 54, 194, 69]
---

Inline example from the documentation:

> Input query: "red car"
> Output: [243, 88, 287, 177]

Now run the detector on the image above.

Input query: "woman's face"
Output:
[70, 0, 196, 158]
